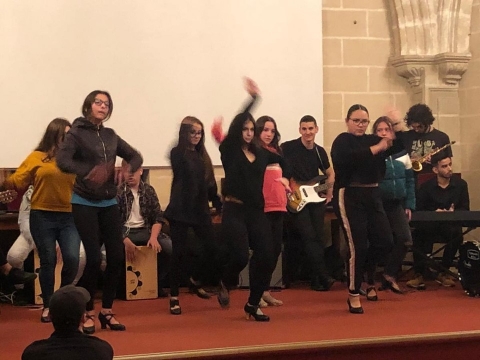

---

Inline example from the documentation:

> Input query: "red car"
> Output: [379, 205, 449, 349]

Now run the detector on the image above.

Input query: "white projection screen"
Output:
[0, 0, 323, 167]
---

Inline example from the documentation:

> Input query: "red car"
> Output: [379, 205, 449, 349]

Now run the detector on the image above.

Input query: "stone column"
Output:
[386, 0, 474, 172]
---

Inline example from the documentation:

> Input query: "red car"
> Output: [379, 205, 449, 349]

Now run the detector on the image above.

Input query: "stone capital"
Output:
[434, 52, 472, 86]
[389, 55, 433, 87]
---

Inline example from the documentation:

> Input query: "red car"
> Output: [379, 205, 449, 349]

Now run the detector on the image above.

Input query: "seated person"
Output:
[22, 285, 113, 360]
[407, 154, 469, 289]
[0, 247, 36, 285]
[117, 161, 172, 297]
[7, 186, 87, 304]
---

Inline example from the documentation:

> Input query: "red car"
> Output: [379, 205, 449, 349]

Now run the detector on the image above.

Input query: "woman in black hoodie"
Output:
[57, 90, 142, 334]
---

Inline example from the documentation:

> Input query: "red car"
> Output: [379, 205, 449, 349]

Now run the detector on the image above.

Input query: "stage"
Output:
[2, 281, 480, 359]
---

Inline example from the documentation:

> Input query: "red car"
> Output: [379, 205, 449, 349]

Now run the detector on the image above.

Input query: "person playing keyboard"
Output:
[407, 154, 469, 289]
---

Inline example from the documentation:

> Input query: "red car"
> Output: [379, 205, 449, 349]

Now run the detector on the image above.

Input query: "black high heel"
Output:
[347, 298, 364, 314]
[98, 312, 126, 331]
[366, 286, 378, 301]
[170, 298, 182, 315]
[82, 314, 96, 335]
[381, 277, 404, 295]
[189, 279, 211, 300]
[244, 303, 270, 322]
[217, 282, 230, 308]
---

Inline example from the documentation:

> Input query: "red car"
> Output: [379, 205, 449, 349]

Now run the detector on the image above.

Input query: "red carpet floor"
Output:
[2, 281, 480, 359]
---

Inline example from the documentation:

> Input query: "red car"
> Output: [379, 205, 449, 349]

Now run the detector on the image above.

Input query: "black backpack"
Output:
[458, 240, 480, 297]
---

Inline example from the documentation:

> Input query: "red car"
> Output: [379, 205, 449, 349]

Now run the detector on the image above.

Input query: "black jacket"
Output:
[57, 117, 143, 201]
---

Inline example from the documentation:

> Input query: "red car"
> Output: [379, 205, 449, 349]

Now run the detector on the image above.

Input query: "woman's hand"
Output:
[211, 116, 225, 144]
[405, 208, 412, 221]
[124, 237, 138, 263]
[147, 237, 162, 253]
[85, 163, 110, 185]
[275, 177, 292, 193]
[244, 77, 260, 96]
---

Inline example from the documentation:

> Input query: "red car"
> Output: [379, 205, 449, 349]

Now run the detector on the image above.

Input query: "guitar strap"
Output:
[315, 145, 327, 175]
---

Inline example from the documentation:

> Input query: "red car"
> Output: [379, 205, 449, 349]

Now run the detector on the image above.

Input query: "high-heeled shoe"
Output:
[82, 314, 96, 335]
[98, 312, 126, 331]
[40, 309, 51, 323]
[347, 298, 364, 314]
[169, 298, 182, 315]
[366, 286, 378, 301]
[382, 276, 404, 295]
[244, 303, 270, 322]
[262, 292, 283, 306]
[217, 282, 230, 309]
[189, 278, 211, 300]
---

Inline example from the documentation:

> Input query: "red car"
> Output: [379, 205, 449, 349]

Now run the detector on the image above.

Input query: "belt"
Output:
[224, 195, 244, 204]
[349, 183, 379, 188]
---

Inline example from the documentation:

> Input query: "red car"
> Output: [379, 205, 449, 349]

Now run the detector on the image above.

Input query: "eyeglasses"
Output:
[93, 99, 110, 107]
[189, 130, 202, 136]
[349, 118, 370, 126]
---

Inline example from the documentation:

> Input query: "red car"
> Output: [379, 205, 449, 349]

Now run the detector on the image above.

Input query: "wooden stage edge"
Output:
[115, 330, 480, 359]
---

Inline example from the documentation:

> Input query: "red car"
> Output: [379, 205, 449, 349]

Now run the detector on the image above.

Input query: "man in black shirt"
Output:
[282, 115, 335, 291]
[22, 285, 114, 360]
[399, 103, 452, 175]
[407, 155, 469, 289]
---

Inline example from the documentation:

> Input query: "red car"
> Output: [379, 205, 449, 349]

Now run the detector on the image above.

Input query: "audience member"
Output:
[22, 285, 114, 360]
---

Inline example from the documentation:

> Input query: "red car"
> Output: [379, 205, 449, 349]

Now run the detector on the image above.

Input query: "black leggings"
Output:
[168, 219, 223, 297]
[334, 187, 393, 294]
[221, 202, 276, 306]
[73, 204, 124, 311]
[265, 212, 284, 286]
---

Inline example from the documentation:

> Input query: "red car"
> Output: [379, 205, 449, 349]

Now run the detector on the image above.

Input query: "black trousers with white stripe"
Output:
[334, 187, 393, 294]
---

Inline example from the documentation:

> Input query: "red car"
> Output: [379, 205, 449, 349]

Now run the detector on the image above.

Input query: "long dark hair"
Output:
[35, 118, 72, 161]
[225, 112, 257, 154]
[256, 115, 282, 154]
[81, 90, 113, 121]
[177, 116, 215, 187]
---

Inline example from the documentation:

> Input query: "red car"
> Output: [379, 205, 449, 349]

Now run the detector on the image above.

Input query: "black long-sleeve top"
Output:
[164, 146, 211, 225]
[219, 96, 288, 209]
[417, 176, 469, 211]
[331, 132, 402, 189]
[220, 141, 287, 209]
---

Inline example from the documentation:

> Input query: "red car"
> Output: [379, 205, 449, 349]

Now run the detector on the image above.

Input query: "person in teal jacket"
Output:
[372, 116, 415, 294]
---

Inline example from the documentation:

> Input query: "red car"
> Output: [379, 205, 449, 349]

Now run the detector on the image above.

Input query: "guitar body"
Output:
[287, 177, 329, 213]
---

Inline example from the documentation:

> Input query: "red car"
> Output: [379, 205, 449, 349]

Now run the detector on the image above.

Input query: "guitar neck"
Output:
[313, 184, 329, 193]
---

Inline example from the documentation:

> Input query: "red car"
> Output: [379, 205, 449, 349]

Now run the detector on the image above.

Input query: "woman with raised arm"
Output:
[57, 90, 142, 334]
[2, 118, 80, 322]
[215, 78, 289, 321]
[331, 104, 400, 314]
[164, 116, 226, 315]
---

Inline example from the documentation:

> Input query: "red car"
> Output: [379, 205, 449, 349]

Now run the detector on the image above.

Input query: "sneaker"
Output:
[436, 273, 455, 287]
[7, 268, 37, 285]
[406, 274, 426, 289]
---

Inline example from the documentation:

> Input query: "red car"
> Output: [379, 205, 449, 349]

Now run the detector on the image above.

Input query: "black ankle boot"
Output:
[169, 298, 182, 315]
[244, 303, 270, 322]
[311, 276, 335, 291]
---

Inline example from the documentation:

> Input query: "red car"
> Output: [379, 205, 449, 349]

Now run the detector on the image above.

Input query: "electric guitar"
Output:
[287, 177, 332, 213]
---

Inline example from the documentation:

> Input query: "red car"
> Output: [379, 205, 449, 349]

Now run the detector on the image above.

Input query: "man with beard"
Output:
[407, 154, 469, 289]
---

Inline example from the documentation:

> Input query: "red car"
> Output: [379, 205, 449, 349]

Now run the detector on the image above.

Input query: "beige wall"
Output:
[151, 0, 479, 213]
[322, 0, 411, 155]
[459, 0, 480, 210]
